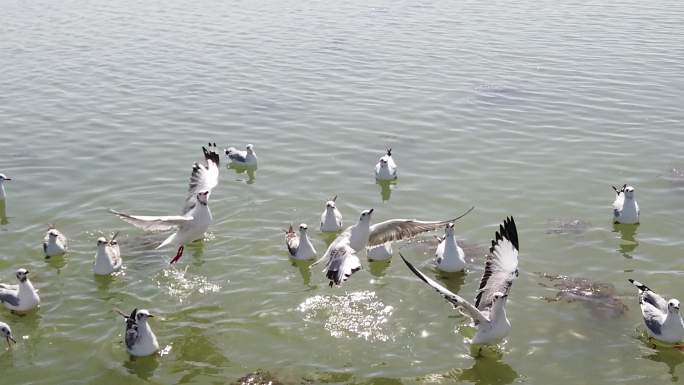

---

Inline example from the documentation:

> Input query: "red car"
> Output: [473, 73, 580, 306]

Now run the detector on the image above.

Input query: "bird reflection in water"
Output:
[613, 223, 639, 258]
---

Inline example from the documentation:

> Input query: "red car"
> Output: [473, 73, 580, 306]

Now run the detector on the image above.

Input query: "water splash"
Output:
[155, 267, 221, 302]
[297, 290, 394, 342]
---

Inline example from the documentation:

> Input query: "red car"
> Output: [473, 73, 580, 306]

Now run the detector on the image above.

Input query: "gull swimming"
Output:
[628, 279, 684, 345]
[400, 217, 519, 348]
[93, 233, 122, 275]
[374, 148, 397, 181]
[0, 268, 40, 313]
[43, 226, 67, 258]
[315, 206, 475, 286]
[612, 184, 639, 224]
[435, 222, 466, 272]
[110, 143, 220, 264]
[0, 174, 11, 201]
[225, 143, 257, 166]
[0, 322, 16, 348]
[118, 308, 159, 357]
[320, 195, 343, 232]
[285, 223, 317, 260]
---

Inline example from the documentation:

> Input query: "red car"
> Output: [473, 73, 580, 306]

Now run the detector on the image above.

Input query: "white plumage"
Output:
[93, 235, 122, 275]
[285, 224, 317, 260]
[43, 226, 67, 257]
[612, 184, 639, 224]
[121, 309, 159, 357]
[629, 279, 684, 344]
[320, 195, 343, 232]
[374, 148, 397, 181]
[434, 222, 466, 272]
[0, 268, 40, 313]
[225, 143, 257, 166]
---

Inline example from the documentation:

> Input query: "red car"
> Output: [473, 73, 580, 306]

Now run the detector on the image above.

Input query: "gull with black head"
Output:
[110, 143, 220, 264]
[400, 217, 519, 350]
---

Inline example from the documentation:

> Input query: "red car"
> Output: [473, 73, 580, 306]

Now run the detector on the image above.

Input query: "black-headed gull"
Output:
[320, 195, 343, 232]
[285, 224, 317, 260]
[0, 174, 11, 201]
[315, 206, 475, 286]
[374, 148, 397, 181]
[93, 233, 122, 275]
[0, 268, 40, 313]
[612, 184, 639, 224]
[629, 279, 684, 345]
[110, 144, 220, 264]
[225, 144, 257, 166]
[118, 308, 159, 357]
[435, 223, 466, 272]
[401, 217, 519, 348]
[43, 226, 67, 258]
[0, 321, 16, 348]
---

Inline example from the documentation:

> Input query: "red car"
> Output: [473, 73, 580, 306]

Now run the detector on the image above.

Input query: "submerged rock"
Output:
[536, 273, 628, 318]
[544, 219, 591, 235]
[232, 370, 285, 385]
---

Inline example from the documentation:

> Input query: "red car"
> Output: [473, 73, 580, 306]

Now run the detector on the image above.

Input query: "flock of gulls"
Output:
[0, 143, 680, 359]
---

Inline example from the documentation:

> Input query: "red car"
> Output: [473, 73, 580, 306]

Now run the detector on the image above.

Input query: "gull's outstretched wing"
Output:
[400, 254, 489, 324]
[323, 240, 361, 287]
[109, 209, 192, 232]
[629, 279, 669, 313]
[183, 144, 220, 214]
[367, 206, 474, 247]
[475, 217, 519, 311]
[285, 225, 299, 257]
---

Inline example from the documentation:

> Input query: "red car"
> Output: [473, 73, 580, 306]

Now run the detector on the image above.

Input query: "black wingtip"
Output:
[386, 147, 392, 156]
[399, 253, 429, 285]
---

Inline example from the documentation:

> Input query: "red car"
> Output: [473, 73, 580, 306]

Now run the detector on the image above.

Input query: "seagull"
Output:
[0, 268, 40, 313]
[117, 308, 159, 357]
[0, 174, 11, 201]
[612, 184, 639, 224]
[93, 233, 122, 275]
[43, 226, 67, 258]
[375, 148, 397, 181]
[225, 143, 257, 166]
[628, 279, 684, 345]
[110, 143, 220, 264]
[315, 206, 475, 286]
[435, 223, 466, 272]
[285, 223, 317, 260]
[0, 322, 16, 348]
[400, 217, 519, 348]
[320, 195, 343, 232]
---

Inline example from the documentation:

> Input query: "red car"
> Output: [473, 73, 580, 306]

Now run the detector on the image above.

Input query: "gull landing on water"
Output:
[225, 144, 257, 166]
[285, 224, 317, 260]
[628, 279, 684, 346]
[0, 174, 11, 201]
[374, 148, 397, 181]
[0, 322, 16, 349]
[0, 268, 41, 313]
[612, 184, 639, 224]
[117, 308, 159, 357]
[43, 226, 67, 258]
[110, 143, 220, 264]
[320, 195, 343, 232]
[314, 206, 475, 286]
[93, 233, 122, 275]
[401, 217, 519, 348]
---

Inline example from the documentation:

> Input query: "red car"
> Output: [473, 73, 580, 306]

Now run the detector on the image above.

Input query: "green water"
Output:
[1, 0, 684, 384]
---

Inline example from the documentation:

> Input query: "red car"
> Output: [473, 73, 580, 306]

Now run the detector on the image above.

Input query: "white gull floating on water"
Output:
[118, 308, 159, 357]
[434, 222, 466, 272]
[43, 226, 67, 258]
[93, 233, 122, 275]
[612, 184, 639, 224]
[320, 195, 343, 232]
[285, 223, 317, 260]
[314, 206, 475, 286]
[225, 143, 257, 166]
[629, 279, 684, 346]
[374, 148, 397, 181]
[401, 216, 519, 349]
[0, 268, 40, 313]
[110, 143, 220, 264]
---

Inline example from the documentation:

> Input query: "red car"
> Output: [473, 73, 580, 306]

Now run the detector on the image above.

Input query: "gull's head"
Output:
[136, 309, 154, 322]
[0, 174, 11, 182]
[359, 208, 374, 222]
[299, 223, 308, 233]
[97, 237, 108, 248]
[445, 222, 455, 236]
[624, 185, 635, 199]
[0, 323, 15, 347]
[325, 197, 337, 210]
[246, 144, 254, 153]
[16, 268, 29, 282]
[492, 291, 508, 305]
[379, 158, 388, 168]
[668, 299, 680, 313]
[197, 191, 210, 205]
[47, 229, 60, 239]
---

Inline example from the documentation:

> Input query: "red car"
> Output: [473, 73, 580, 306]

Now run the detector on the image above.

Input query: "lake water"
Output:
[1, 0, 684, 384]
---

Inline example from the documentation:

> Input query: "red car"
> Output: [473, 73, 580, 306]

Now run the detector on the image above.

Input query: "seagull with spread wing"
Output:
[628, 279, 684, 345]
[315, 206, 475, 286]
[400, 216, 519, 348]
[109, 143, 220, 264]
